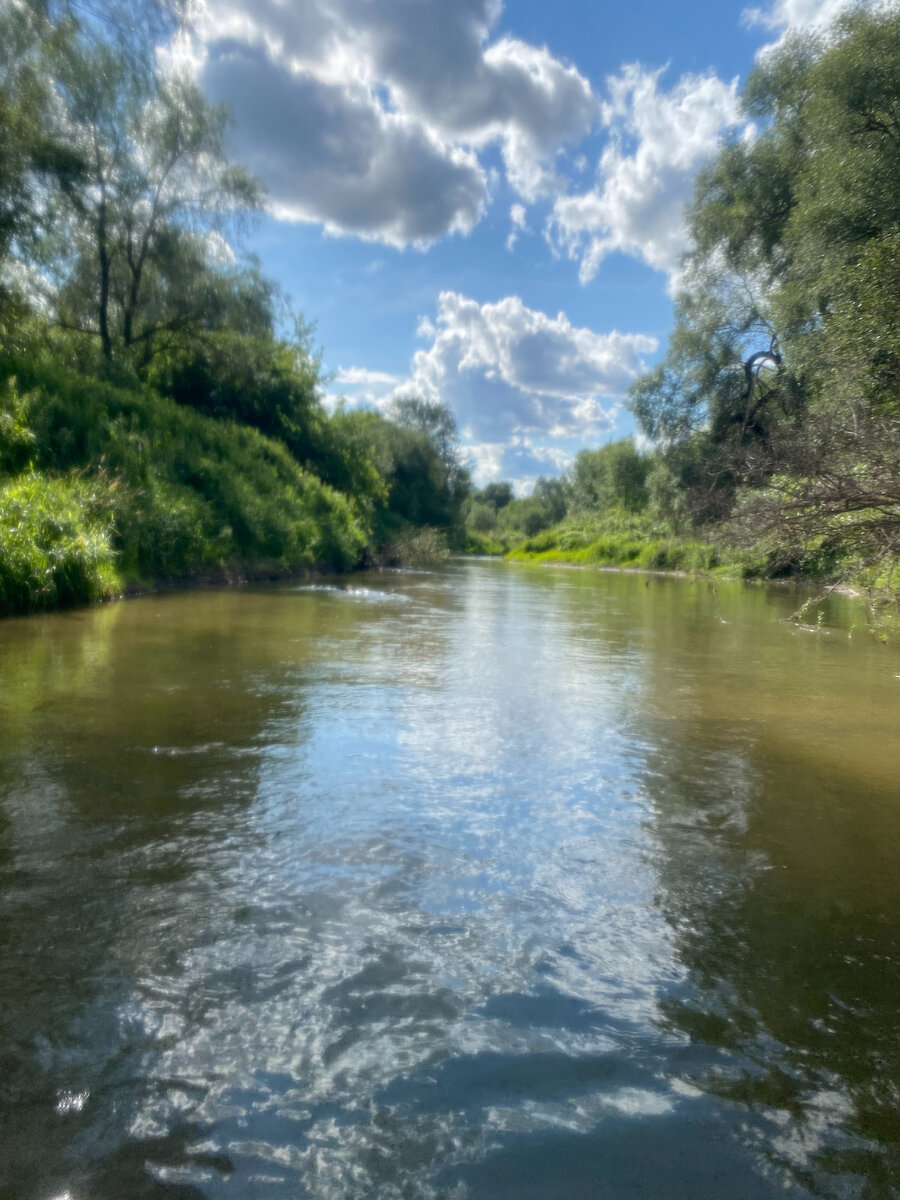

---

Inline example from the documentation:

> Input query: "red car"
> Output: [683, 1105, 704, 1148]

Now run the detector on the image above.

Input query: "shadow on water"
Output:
[626, 577, 900, 1199]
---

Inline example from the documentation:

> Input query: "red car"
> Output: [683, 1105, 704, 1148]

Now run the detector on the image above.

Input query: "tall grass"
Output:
[0, 472, 119, 616]
[506, 509, 726, 573]
[0, 362, 369, 615]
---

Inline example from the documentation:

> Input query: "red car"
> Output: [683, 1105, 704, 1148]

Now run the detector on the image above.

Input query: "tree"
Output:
[569, 439, 650, 515]
[48, 39, 262, 363]
[475, 481, 514, 511]
[0, 5, 83, 325]
[384, 396, 470, 527]
[466, 500, 498, 533]
[532, 475, 568, 525]
[629, 6, 900, 569]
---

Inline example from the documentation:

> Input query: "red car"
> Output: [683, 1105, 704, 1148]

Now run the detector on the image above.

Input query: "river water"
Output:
[1, 559, 899, 1200]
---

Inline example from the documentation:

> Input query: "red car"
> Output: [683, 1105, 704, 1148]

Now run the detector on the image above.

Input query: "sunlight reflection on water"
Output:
[1, 562, 898, 1199]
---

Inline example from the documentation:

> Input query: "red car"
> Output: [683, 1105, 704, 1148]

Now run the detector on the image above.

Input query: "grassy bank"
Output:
[502, 512, 729, 575]
[0, 365, 368, 617]
[497, 518, 900, 641]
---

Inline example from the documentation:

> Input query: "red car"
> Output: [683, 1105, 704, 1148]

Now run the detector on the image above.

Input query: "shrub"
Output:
[0, 360, 368, 583]
[0, 472, 119, 615]
[380, 526, 449, 566]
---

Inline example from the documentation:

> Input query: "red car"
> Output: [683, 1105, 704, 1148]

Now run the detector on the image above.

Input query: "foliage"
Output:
[569, 439, 650, 514]
[378, 526, 450, 567]
[385, 396, 470, 528]
[145, 321, 322, 462]
[328, 400, 469, 546]
[473, 481, 514, 511]
[0, 471, 119, 616]
[0, 379, 37, 473]
[496, 496, 555, 538]
[47, 37, 263, 365]
[531, 475, 568, 524]
[629, 6, 900, 581]
[0, 5, 82, 322]
[507, 508, 724, 573]
[2, 357, 368, 582]
[466, 500, 498, 533]
[464, 474, 569, 541]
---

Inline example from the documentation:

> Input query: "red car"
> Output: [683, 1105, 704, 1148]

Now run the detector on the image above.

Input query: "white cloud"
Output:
[506, 203, 529, 251]
[466, 437, 576, 490]
[329, 293, 654, 485]
[325, 366, 405, 414]
[743, 0, 889, 37]
[175, 0, 596, 248]
[408, 291, 654, 444]
[334, 367, 403, 388]
[548, 64, 745, 283]
[200, 40, 487, 247]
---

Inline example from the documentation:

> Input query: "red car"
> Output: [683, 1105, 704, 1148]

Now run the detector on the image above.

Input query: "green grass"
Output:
[0, 472, 120, 616]
[0, 362, 369, 615]
[505, 511, 730, 574]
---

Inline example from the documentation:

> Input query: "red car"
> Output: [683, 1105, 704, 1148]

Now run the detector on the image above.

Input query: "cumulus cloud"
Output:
[408, 291, 655, 445]
[467, 437, 577, 490]
[200, 40, 486, 246]
[506, 203, 529, 251]
[743, 0, 889, 37]
[329, 292, 655, 484]
[175, 0, 596, 247]
[548, 64, 745, 283]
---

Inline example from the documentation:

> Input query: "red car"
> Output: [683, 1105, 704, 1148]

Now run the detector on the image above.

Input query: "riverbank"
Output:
[502, 555, 870, 605]
[505, 531, 725, 573]
[486, 523, 891, 625]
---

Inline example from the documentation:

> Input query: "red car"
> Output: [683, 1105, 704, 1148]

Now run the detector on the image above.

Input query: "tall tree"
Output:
[629, 6, 900, 568]
[49, 40, 262, 363]
[0, 4, 82, 325]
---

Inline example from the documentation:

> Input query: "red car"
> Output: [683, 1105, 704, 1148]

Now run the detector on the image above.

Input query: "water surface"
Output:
[1, 561, 899, 1199]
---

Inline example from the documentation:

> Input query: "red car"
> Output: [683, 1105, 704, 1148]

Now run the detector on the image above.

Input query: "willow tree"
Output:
[630, 5, 900, 571]
[49, 39, 263, 364]
[0, 5, 82, 326]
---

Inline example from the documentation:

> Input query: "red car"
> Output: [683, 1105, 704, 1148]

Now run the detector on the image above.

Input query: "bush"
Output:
[0, 472, 120, 615]
[507, 509, 728, 574]
[0, 360, 369, 605]
[380, 525, 449, 566]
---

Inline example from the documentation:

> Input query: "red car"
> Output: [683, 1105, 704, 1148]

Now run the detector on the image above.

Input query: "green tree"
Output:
[0, 6, 83, 326]
[466, 500, 498, 533]
[630, 6, 900, 569]
[496, 496, 553, 538]
[48, 39, 262, 363]
[474, 481, 514, 511]
[532, 475, 568, 525]
[569, 439, 650, 515]
[384, 396, 470, 528]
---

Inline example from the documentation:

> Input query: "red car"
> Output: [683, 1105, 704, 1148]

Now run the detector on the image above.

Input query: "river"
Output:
[1, 559, 899, 1199]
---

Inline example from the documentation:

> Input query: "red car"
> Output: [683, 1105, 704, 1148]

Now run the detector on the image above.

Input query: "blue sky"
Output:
[170, 0, 866, 490]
